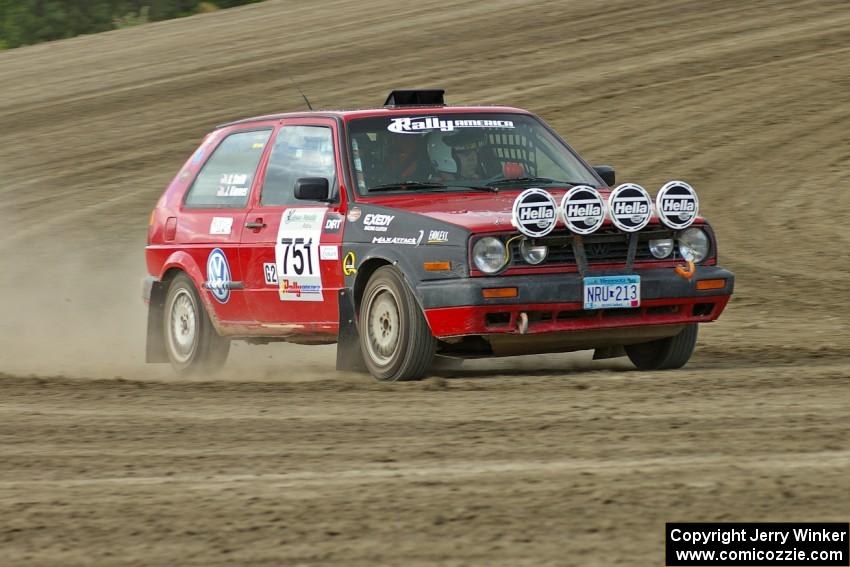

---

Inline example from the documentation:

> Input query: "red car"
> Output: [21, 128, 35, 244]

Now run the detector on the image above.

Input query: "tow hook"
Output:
[675, 260, 696, 280]
[517, 312, 529, 334]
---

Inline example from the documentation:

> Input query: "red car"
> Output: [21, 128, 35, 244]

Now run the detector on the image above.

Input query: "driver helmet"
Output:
[445, 129, 488, 152]
[426, 132, 457, 174]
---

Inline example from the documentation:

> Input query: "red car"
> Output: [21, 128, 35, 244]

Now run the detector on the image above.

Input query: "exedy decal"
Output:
[388, 116, 515, 134]
[363, 213, 394, 232]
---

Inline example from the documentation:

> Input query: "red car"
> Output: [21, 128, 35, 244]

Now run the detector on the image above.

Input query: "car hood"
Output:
[359, 189, 576, 233]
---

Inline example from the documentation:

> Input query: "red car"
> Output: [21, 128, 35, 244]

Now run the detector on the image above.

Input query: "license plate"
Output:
[583, 275, 640, 309]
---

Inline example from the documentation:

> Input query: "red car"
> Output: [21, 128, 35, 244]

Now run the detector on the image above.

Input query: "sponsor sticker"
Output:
[263, 262, 278, 285]
[320, 245, 339, 260]
[206, 248, 231, 303]
[210, 216, 233, 235]
[279, 279, 322, 299]
[275, 209, 324, 301]
[363, 213, 395, 232]
[427, 230, 449, 244]
[511, 188, 558, 237]
[324, 213, 343, 233]
[283, 207, 323, 228]
[561, 186, 606, 235]
[608, 183, 653, 232]
[342, 251, 357, 276]
[388, 116, 515, 134]
[656, 180, 699, 230]
[372, 231, 424, 246]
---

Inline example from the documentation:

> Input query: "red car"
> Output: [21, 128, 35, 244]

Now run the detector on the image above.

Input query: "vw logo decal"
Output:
[608, 183, 653, 232]
[560, 185, 606, 235]
[206, 248, 231, 304]
[656, 180, 699, 230]
[587, 242, 610, 258]
[511, 188, 558, 238]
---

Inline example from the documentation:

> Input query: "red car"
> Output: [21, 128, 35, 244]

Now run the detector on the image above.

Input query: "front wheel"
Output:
[163, 273, 230, 375]
[625, 323, 698, 370]
[359, 266, 435, 381]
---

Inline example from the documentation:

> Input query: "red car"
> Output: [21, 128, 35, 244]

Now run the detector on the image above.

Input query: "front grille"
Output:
[508, 227, 678, 268]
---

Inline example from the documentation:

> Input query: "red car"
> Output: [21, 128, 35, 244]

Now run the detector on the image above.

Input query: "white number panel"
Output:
[275, 209, 325, 301]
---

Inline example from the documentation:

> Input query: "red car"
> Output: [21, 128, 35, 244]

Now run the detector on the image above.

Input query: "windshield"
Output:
[347, 113, 599, 194]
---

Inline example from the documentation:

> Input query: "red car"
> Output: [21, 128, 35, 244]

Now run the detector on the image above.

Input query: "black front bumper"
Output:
[415, 266, 735, 309]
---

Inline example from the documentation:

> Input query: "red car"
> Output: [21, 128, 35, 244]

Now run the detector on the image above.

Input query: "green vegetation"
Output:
[0, 0, 264, 49]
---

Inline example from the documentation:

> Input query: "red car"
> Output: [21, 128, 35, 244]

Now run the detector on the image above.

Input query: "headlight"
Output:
[649, 238, 674, 259]
[519, 240, 548, 265]
[472, 237, 508, 274]
[678, 227, 710, 262]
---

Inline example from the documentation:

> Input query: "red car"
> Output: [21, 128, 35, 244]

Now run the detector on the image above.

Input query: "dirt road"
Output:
[0, 0, 848, 564]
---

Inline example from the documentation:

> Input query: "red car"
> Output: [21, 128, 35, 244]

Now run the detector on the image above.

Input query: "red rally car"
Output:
[144, 89, 734, 381]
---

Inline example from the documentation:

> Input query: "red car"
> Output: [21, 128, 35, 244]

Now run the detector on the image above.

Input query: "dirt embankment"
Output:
[0, 0, 848, 565]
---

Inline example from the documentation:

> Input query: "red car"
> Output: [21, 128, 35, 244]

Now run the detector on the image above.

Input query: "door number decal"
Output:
[275, 209, 324, 301]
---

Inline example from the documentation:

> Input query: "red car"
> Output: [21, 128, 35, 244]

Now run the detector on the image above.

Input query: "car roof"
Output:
[217, 105, 533, 129]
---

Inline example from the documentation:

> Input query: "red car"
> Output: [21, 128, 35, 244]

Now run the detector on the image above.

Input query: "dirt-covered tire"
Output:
[163, 273, 230, 376]
[358, 266, 436, 381]
[625, 323, 698, 370]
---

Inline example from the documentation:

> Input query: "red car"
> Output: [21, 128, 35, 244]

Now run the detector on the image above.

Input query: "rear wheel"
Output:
[163, 273, 230, 375]
[359, 266, 435, 381]
[625, 323, 698, 370]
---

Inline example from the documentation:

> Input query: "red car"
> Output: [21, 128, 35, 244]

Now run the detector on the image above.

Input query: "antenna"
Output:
[281, 63, 313, 111]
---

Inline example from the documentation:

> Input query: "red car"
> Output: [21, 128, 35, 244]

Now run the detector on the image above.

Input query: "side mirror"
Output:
[294, 177, 330, 201]
[593, 165, 615, 187]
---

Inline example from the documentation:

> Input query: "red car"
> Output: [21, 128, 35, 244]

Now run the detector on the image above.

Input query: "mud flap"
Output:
[145, 279, 168, 363]
[336, 288, 366, 372]
[593, 345, 626, 360]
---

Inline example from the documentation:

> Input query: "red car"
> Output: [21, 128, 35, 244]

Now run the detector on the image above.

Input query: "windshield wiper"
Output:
[445, 184, 499, 193]
[368, 182, 498, 193]
[368, 181, 449, 192]
[486, 177, 587, 188]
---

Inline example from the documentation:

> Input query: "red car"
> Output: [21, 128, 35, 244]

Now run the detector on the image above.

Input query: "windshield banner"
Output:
[388, 116, 515, 134]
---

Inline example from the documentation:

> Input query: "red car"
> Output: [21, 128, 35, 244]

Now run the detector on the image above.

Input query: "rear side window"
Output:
[185, 129, 272, 208]
[261, 125, 336, 206]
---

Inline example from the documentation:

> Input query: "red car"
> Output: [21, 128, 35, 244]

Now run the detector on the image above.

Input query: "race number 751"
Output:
[279, 237, 314, 275]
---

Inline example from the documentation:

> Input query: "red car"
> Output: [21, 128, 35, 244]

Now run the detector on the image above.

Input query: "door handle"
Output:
[245, 220, 266, 229]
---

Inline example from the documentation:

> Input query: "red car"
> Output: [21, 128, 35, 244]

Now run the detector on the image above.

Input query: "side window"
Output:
[185, 129, 272, 208]
[261, 125, 336, 206]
